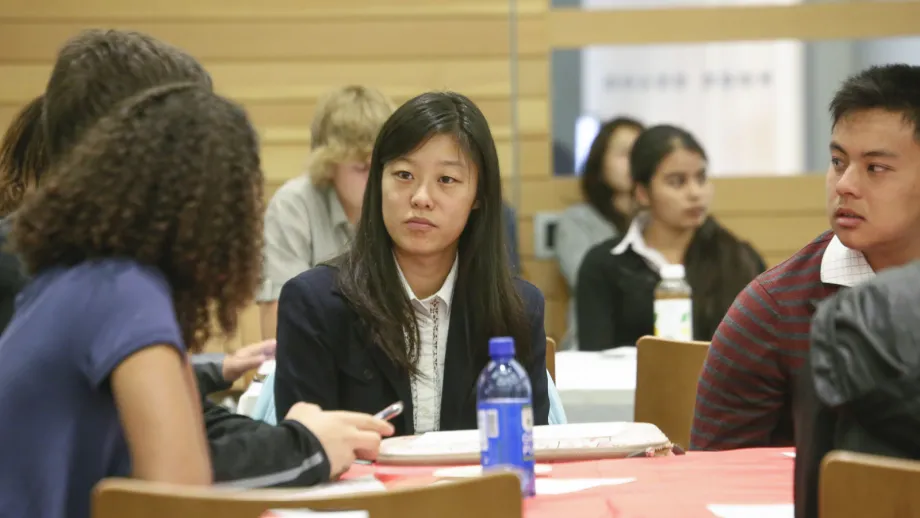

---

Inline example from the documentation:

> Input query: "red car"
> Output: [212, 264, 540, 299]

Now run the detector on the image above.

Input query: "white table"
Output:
[238, 355, 635, 425]
[554, 349, 637, 424]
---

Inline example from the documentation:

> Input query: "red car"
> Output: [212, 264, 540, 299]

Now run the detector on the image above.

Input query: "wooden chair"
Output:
[633, 336, 710, 449]
[546, 337, 556, 382]
[820, 451, 920, 518]
[93, 472, 522, 518]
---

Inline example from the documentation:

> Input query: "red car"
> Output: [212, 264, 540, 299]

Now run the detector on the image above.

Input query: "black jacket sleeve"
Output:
[190, 353, 332, 487]
[203, 400, 331, 487]
[191, 354, 232, 397]
[274, 268, 340, 422]
[576, 240, 618, 351]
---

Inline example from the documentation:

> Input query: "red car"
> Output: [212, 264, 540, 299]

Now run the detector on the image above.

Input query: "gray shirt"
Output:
[257, 175, 354, 302]
[553, 203, 618, 350]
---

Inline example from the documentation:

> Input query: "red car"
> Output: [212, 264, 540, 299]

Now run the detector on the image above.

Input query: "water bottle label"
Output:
[654, 298, 693, 341]
[477, 401, 535, 496]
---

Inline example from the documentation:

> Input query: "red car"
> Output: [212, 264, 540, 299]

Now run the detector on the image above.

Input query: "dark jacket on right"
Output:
[794, 260, 920, 518]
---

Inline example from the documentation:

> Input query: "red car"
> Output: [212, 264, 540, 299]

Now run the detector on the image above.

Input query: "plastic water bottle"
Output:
[476, 336, 536, 497]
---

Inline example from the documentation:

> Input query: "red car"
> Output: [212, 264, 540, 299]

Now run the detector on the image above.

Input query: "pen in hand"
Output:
[374, 401, 404, 422]
[349, 402, 403, 466]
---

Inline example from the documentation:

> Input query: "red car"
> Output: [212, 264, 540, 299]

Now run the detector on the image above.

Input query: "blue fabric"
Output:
[547, 371, 568, 425]
[252, 368, 566, 426]
[252, 371, 278, 425]
[0, 259, 184, 518]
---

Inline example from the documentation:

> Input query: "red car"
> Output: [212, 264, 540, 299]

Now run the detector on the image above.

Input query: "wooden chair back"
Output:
[633, 335, 709, 449]
[820, 451, 920, 518]
[546, 337, 556, 382]
[93, 472, 522, 518]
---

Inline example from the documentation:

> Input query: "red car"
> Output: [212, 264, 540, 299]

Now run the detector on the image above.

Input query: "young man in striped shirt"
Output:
[691, 64, 920, 451]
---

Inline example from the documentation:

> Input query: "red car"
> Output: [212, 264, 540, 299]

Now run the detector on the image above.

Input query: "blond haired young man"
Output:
[259, 86, 394, 338]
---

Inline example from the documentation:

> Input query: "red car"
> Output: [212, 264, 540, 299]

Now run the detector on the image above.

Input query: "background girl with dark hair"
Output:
[0, 85, 264, 518]
[0, 95, 47, 219]
[274, 91, 550, 435]
[576, 124, 765, 351]
[553, 116, 643, 350]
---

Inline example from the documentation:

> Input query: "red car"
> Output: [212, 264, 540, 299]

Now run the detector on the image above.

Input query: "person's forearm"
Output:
[114, 345, 212, 485]
[204, 401, 330, 488]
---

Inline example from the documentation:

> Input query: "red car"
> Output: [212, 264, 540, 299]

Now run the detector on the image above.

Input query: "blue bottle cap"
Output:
[489, 336, 515, 357]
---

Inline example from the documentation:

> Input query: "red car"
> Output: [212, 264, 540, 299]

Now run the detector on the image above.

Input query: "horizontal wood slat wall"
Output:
[1, 1, 907, 346]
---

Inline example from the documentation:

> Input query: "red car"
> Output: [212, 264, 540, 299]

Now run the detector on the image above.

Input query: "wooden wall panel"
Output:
[0, 58, 549, 103]
[261, 136, 548, 184]
[0, 0, 547, 19]
[0, 18, 547, 62]
[548, 2, 920, 47]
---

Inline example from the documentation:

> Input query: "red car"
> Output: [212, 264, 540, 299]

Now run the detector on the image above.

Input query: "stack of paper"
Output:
[263, 511, 368, 518]
[707, 504, 794, 518]
[289, 476, 387, 498]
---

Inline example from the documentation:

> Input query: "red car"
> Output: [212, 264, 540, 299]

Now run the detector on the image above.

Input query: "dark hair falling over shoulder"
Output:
[11, 84, 264, 353]
[684, 218, 765, 339]
[580, 116, 643, 233]
[333, 91, 532, 375]
[630, 125, 766, 340]
[0, 96, 47, 217]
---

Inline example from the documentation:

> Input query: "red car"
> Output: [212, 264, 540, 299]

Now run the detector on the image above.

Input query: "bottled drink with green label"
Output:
[654, 264, 693, 341]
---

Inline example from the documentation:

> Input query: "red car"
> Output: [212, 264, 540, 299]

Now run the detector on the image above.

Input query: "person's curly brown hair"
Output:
[43, 29, 212, 167]
[11, 83, 264, 353]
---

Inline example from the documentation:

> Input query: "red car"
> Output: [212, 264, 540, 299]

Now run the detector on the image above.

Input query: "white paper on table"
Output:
[268, 511, 369, 518]
[236, 382, 262, 417]
[533, 422, 628, 439]
[707, 504, 794, 518]
[600, 347, 637, 359]
[782, 452, 796, 458]
[289, 475, 387, 498]
[410, 422, 632, 448]
[409, 428, 478, 447]
[535, 477, 635, 495]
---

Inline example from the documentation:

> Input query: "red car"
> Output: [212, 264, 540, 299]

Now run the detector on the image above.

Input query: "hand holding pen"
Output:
[283, 402, 398, 478]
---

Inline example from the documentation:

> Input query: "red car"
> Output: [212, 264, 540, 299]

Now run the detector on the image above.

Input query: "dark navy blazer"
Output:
[273, 264, 550, 436]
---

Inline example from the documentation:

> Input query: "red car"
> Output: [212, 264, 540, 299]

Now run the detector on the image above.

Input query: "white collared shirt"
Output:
[820, 234, 875, 287]
[395, 255, 459, 433]
[610, 211, 672, 272]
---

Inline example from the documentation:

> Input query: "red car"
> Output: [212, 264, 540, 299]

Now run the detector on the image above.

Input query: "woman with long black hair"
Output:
[274, 92, 550, 435]
[554, 117, 643, 349]
[576, 125, 766, 350]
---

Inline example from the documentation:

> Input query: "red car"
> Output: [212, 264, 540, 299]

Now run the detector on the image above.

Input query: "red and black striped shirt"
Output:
[690, 231, 841, 450]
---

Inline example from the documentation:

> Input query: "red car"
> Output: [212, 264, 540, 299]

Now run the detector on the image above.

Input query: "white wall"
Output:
[576, 0, 804, 177]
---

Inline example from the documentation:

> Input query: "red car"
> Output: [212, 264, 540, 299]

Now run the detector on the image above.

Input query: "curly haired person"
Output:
[0, 30, 390, 518]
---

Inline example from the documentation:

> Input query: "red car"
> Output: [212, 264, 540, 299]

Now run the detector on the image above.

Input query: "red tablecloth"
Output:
[346, 447, 794, 518]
